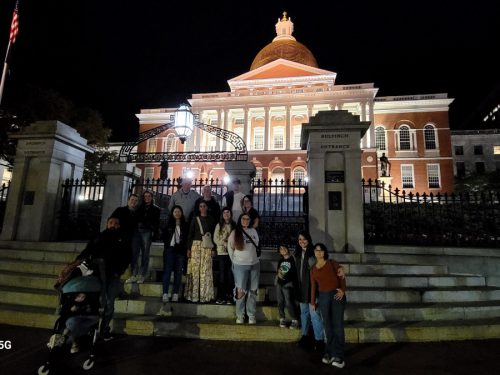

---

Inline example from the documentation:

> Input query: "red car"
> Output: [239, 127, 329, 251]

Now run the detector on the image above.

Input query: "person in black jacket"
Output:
[162, 205, 188, 303]
[77, 216, 131, 341]
[276, 244, 299, 329]
[127, 191, 161, 284]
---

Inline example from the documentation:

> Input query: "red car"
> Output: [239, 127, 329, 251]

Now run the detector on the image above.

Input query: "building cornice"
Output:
[374, 94, 453, 113]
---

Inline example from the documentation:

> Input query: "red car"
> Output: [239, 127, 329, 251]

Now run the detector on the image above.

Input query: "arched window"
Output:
[293, 167, 306, 183]
[271, 167, 285, 182]
[424, 124, 437, 150]
[254, 168, 263, 182]
[164, 134, 176, 152]
[399, 125, 411, 150]
[375, 126, 386, 150]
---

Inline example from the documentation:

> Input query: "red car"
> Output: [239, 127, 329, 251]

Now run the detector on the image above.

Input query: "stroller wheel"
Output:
[83, 358, 95, 371]
[37, 364, 50, 375]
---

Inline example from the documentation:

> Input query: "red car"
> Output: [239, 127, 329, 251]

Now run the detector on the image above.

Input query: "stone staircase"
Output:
[1, 240, 500, 343]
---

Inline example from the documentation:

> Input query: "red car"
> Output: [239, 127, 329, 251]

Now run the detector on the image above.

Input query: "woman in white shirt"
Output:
[227, 213, 260, 324]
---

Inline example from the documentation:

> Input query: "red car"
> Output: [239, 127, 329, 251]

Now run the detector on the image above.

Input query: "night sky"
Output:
[1, 0, 499, 141]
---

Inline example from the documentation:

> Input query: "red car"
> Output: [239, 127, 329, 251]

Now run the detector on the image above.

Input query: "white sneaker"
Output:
[70, 342, 80, 354]
[125, 276, 137, 284]
[248, 316, 256, 325]
[171, 293, 179, 302]
[236, 317, 244, 324]
[279, 318, 286, 328]
[162, 293, 170, 303]
[290, 320, 299, 329]
[136, 275, 145, 284]
[331, 357, 345, 368]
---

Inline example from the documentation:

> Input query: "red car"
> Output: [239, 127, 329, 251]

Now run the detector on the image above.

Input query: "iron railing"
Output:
[58, 178, 106, 240]
[252, 178, 308, 249]
[363, 178, 500, 248]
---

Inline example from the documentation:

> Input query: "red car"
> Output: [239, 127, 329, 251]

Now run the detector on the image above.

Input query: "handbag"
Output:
[242, 229, 261, 257]
[197, 217, 214, 249]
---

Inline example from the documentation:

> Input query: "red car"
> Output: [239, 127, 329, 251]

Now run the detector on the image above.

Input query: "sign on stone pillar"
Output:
[301, 110, 370, 253]
[1, 121, 94, 241]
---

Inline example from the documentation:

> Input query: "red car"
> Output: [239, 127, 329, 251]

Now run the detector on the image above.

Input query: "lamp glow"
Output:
[174, 104, 194, 144]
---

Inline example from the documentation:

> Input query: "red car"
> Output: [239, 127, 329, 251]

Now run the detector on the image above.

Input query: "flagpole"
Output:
[0, 40, 12, 107]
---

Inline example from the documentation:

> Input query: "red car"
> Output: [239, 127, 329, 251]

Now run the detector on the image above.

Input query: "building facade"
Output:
[135, 14, 455, 193]
[451, 129, 500, 177]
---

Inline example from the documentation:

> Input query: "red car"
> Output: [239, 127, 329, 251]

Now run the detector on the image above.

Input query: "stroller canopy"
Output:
[62, 276, 101, 294]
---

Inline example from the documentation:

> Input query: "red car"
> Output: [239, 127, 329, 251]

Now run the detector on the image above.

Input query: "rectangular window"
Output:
[235, 118, 245, 125]
[375, 128, 386, 150]
[233, 127, 244, 140]
[454, 145, 464, 155]
[207, 135, 216, 151]
[476, 162, 485, 174]
[147, 139, 156, 153]
[293, 126, 302, 149]
[494, 146, 500, 155]
[427, 164, 440, 188]
[144, 167, 154, 181]
[273, 127, 284, 149]
[211, 119, 219, 126]
[401, 164, 414, 189]
[456, 162, 466, 178]
[474, 145, 483, 155]
[253, 128, 264, 150]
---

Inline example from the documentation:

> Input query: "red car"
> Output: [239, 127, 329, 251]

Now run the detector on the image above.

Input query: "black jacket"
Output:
[136, 203, 161, 233]
[111, 206, 138, 243]
[162, 219, 189, 256]
[293, 244, 316, 303]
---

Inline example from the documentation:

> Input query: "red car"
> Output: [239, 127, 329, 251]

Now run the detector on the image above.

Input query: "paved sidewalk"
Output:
[0, 324, 499, 375]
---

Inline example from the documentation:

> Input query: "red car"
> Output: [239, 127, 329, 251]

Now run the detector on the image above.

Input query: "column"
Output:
[222, 108, 229, 151]
[307, 104, 313, 120]
[216, 108, 222, 151]
[285, 106, 291, 150]
[243, 107, 249, 149]
[264, 106, 270, 151]
[196, 110, 204, 150]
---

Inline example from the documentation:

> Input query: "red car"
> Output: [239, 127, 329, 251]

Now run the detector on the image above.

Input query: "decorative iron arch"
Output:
[119, 114, 248, 163]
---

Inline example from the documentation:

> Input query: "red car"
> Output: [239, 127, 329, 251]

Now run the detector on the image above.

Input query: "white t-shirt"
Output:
[227, 227, 259, 266]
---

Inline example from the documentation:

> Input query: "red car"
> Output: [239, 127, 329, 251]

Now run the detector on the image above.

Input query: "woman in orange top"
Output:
[310, 243, 347, 368]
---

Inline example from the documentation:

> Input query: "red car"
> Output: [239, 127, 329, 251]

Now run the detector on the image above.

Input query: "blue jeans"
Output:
[299, 302, 324, 340]
[232, 263, 260, 320]
[100, 275, 121, 335]
[163, 246, 185, 295]
[66, 315, 99, 341]
[319, 291, 346, 360]
[276, 283, 298, 320]
[131, 229, 152, 277]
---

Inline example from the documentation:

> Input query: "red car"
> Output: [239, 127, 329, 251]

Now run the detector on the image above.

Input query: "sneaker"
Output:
[322, 354, 333, 364]
[331, 357, 345, 369]
[47, 334, 65, 349]
[279, 318, 286, 328]
[125, 276, 137, 284]
[101, 332, 114, 342]
[136, 275, 145, 284]
[290, 320, 299, 329]
[236, 317, 244, 324]
[215, 299, 224, 305]
[226, 299, 233, 305]
[70, 342, 80, 354]
[162, 293, 170, 303]
[248, 316, 256, 325]
[171, 293, 179, 302]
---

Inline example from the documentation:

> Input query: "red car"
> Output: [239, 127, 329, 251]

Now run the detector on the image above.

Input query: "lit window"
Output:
[163, 134, 176, 152]
[494, 146, 500, 155]
[427, 164, 440, 188]
[375, 126, 386, 150]
[293, 126, 302, 149]
[235, 118, 245, 125]
[253, 128, 264, 150]
[144, 167, 154, 181]
[401, 164, 414, 189]
[424, 125, 437, 150]
[293, 167, 306, 182]
[233, 127, 244, 140]
[147, 139, 156, 153]
[399, 126, 411, 150]
[273, 127, 284, 149]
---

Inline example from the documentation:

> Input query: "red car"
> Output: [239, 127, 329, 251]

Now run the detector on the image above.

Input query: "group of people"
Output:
[57, 177, 347, 368]
[275, 232, 347, 368]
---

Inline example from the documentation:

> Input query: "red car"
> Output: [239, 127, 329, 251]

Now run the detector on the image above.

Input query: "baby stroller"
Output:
[38, 274, 102, 374]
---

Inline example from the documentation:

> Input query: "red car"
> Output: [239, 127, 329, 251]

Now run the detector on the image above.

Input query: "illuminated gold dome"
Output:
[250, 39, 318, 70]
[250, 12, 318, 70]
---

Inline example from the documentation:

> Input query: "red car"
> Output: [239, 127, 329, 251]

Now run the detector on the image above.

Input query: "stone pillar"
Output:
[224, 161, 256, 196]
[301, 110, 370, 253]
[285, 106, 291, 150]
[1, 121, 93, 241]
[100, 163, 142, 230]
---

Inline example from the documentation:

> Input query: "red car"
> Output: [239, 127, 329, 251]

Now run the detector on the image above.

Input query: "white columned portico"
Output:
[216, 108, 222, 150]
[264, 106, 270, 151]
[302, 110, 370, 253]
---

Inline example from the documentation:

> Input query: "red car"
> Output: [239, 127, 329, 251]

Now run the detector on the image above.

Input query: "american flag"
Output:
[9, 1, 19, 43]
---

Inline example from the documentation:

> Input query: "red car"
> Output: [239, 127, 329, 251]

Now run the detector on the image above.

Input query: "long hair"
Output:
[166, 205, 185, 229]
[219, 207, 235, 235]
[241, 194, 253, 212]
[233, 213, 251, 251]
[296, 230, 314, 256]
[313, 242, 329, 260]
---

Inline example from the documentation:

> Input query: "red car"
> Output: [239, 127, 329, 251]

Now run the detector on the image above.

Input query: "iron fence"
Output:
[363, 178, 500, 248]
[252, 178, 308, 249]
[58, 178, 106, 240]
[0, 181, 10, 233]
